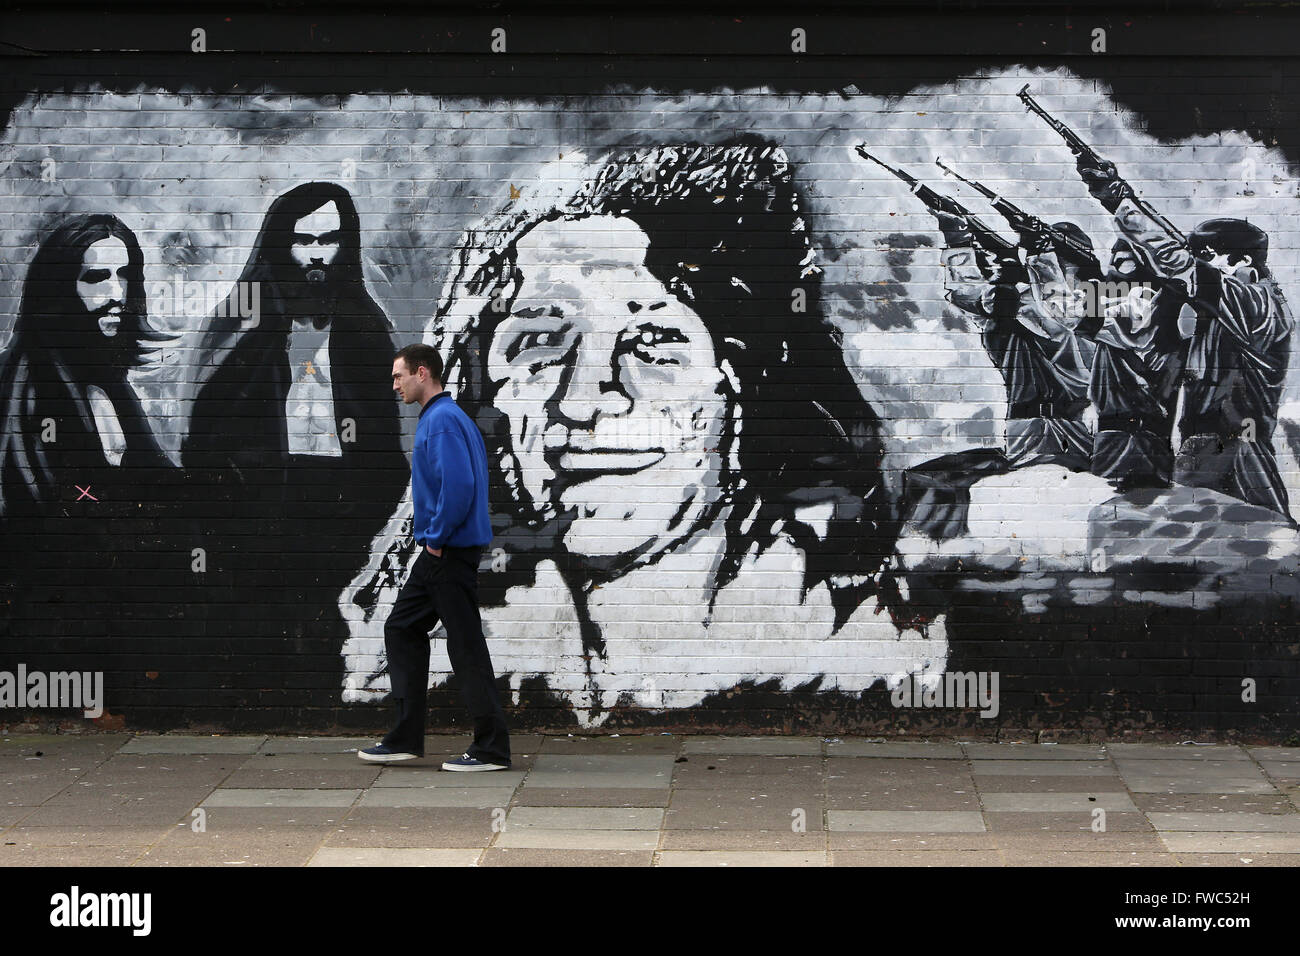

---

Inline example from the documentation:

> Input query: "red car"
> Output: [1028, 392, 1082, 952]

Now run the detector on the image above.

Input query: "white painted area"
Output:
[341, 524, 947, 727]
[285, 323, 342, 457]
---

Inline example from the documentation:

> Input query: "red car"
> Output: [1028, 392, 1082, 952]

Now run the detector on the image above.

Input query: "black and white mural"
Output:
[1, 68, 1297, 731]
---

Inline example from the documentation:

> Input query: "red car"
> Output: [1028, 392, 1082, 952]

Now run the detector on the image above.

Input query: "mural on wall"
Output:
[1, 68, 1298, 728]
[340, 143, 941, 723]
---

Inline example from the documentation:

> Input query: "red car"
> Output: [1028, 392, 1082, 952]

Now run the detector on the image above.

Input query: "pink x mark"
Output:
[75, 485, 97, 501]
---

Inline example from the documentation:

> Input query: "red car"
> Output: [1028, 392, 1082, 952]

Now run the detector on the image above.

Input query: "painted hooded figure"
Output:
[182, 181, 405, 513]
[174, 184, 406, 724]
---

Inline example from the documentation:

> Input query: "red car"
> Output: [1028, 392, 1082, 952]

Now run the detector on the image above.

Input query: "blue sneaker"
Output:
[441, 752, 510, 772]
[358, 744, 422, 763]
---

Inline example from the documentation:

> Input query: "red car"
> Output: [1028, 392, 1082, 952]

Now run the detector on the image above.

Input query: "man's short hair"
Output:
[395, 343, 443, 381]
[1190, 218, 1270, 275]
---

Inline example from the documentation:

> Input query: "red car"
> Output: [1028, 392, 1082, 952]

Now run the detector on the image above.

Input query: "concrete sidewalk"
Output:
[2, 734, 1298, 866]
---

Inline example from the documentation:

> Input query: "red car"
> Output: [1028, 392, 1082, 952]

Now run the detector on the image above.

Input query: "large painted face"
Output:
[290, 201, 342, 281]
[75, 237, 130, 339]
[487, 216, 734, 560]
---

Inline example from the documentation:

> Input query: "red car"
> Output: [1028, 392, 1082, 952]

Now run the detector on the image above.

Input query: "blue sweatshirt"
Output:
[412, 391, 492, 550]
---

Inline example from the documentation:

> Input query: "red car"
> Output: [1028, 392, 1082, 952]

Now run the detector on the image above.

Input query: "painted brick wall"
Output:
[1, 8, 1298, 739]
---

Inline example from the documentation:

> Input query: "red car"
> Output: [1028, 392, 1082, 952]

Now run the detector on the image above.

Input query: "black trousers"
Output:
[382, 545, 510, 764]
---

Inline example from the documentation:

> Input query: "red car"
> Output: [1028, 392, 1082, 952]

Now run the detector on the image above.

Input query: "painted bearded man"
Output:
[0, 213, 176, 670]
[342, 142, 946, 726]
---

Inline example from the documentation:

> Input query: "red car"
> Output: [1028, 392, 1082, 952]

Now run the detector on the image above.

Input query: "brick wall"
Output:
[1, 7, 1298, 738]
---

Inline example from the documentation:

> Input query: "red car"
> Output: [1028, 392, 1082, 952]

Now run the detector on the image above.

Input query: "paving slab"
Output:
[257, 737, 377, 754]
[202, 788, 360, 808]
[0, 807, 37, 827]
[1107, 744, 1250, 761]
[358, 787, 514, 809]
[657, 850, 828, 866]
[994, 831, 1166, 852]
[1158, 832, 1300, 853]
[828, 832, 1001, 851]
[1114, 759, 1264, 776]
[2, 824, 175, 846]
[974, 775, 1127, 793]
[1245, 746, 1300, 762]
[962, 744, 1107, 760]
[2, 778, 87, 806]
[76, 754, 240, 789]
[238, 753, 376, 770]
[221, 770, 382, 790]
[323, 809, 497, 848]
[372, 768, 526, 789]
[971, 761, 1116, 777]
[525, 754, 674, 789]
[1175, 853, 1300, 866]
[511, 787, 670, 808]
[0, 844, 147, 866]
[683, 737, 822, 756]
[504, 807, 663, 830]
[827, 810, 986, 833]
[492, 828, 659, 850]
[539, 735, 680, 755]
[0, 734, 130, 756]
[664, 799, 820, 832]
[832, 849, 1003, 866]
[121, 736, 267, 755]
[18, 794, 204, 827]
[1130, 793, 1295, 813]
[481, 848, 654, 866]
[1147, 812, 1300, 832]
[676, 771, 825, 794]
[659, 829, 825, 851]
[1257, 760, 1300, 781]
[1121, 776, 1276, 794]
[307, 847, 480, 866]
[826, 741, 963, 759]
[826, 788, 979, 811]
[1002, 850, 1176, 866]
[194, 807, 350, 827]
[133, 828, 325, 866]
[982, 792, 1138, 812]
[984, 811, 1152, 832]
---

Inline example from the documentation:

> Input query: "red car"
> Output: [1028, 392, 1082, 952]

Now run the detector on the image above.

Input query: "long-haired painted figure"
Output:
[178, 183, 407, 721]
[342, 142, 943, 725]
[0, 214, 171, 522]
[0, 214, 177, 668]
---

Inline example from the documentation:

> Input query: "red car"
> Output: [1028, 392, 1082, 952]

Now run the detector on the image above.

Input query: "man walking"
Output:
[359, 343, 511, 770]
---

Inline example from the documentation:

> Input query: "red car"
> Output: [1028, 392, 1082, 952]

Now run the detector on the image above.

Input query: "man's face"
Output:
[392, 357, 424, 405]
[76, 237, 130, 339]
[1196, 245, 1249, 277]
[290, 201, 342, 282]
[486, 216, 733, 560]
